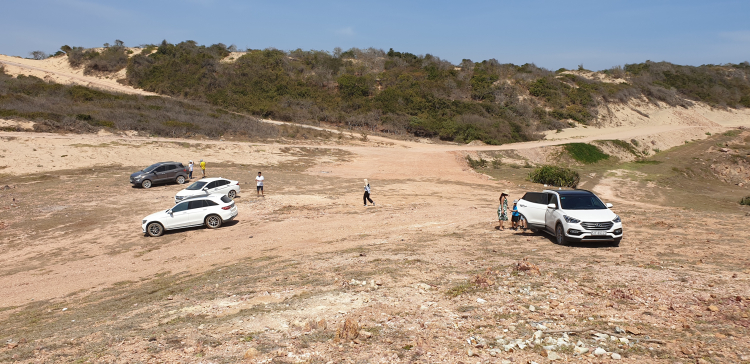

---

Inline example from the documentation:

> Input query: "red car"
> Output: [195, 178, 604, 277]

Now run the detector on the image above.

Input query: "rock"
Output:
[546, 351, 562, 360]
[625, 326, 641, 335]
[614, 326, 625, 334]
[611, 352, 622, 360]
[488, 348, 502, 357]
[529, 305, 536, 311]
[594, 347, 607, 356]
[574, 346, 589, 355]
[414, 283, 432, 291]
[243, 348, 259, 359]
[707, 305, 719, 312]
[467, 348, 478, 357]
[358, 330, 372, 339]
[477, 298, 487, 304]
[501, 360, 511, 364]
[714, 333, 726, 339]
[619, 337, 629, 344]
[336, 318, 359, 341]
[503, 343, 516, 352]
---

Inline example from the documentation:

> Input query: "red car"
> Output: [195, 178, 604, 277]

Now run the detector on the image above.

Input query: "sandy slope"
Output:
[0, 54, 157, 96]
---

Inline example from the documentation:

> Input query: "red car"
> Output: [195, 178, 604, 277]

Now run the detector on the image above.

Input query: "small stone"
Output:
[529, 305, 536, 311]
[546, 351, 562, 361]
[625, 326, 641, 335]
[574, 346, 589, 355]
[467, 348, 478, 357]
[477, 298, 487, 304]
[594, 347, 607, 356]
[501, 360, 511, 364]
[614, 326, 625, 334]
[358, 330, 372, 339]
[611, 352, 622, 360]
[243, 348, 259, 359]
[619, 337, 629, 344]
[707, 305, 719, 312]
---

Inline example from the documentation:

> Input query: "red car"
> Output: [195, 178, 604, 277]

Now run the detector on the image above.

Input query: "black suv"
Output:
[130, 162, 189, 189]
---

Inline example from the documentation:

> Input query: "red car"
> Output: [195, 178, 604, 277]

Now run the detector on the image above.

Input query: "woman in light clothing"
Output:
[497, 190, 509, 231]
[188, 160, 194, 179]
[363, 179, 374, 206]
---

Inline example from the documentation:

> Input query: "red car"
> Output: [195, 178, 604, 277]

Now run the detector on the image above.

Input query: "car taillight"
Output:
[222, 206, 231, 210]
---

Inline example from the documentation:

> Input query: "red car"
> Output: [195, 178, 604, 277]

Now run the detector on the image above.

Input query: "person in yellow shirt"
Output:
[199, 159, 206, 178]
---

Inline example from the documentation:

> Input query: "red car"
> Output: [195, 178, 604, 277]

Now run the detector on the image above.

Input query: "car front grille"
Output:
[581, 221, 614, 230]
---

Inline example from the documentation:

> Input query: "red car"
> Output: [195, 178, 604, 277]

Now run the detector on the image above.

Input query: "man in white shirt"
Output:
[255, 171, 264, 196]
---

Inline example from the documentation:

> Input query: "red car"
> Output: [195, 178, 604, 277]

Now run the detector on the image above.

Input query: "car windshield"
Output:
[142, 163, 161, 173]
[185, 181, 208, 191]
[559, 195, 607, 210]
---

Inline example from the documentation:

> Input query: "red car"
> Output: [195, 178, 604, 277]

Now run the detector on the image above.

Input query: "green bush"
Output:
[740, 196, 750, 205]
[564, 143, 609, 163]
[528, 165, 580, 188]
[466, 155, 487, 169]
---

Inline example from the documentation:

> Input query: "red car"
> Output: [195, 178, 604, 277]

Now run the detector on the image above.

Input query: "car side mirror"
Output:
[202, 187, 208, 191]
[166, 209, 172, 214]
[547, 203, 556, 209]
[606, 203, 613, 208]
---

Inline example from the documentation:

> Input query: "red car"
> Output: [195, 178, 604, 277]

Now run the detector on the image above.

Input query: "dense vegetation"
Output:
[0, 67, 278, 138]
[528, 165, 581, 188]
[563, 143, 610, 164]
[9, 41, 750, 143]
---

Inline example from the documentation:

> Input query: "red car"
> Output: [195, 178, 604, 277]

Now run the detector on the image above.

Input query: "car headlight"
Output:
[563, 215, 581, 224]
[612, 215, 621, 223]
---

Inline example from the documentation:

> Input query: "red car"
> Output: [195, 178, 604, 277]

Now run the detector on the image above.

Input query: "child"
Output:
[511, 200, 520, 231]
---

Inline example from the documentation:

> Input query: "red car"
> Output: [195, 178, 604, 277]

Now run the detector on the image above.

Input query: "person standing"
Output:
[511, 200, 520, 230]
[255, 171, 264, 196]
[199, 159, 206, 178]
[188, 160, 194, 179]
[363, 179, 374, 206]
[497, 190, 509, 231]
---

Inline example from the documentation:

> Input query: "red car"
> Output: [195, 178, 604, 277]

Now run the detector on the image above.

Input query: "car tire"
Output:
[611, 238, 621, 247]
[141, 179, 152, 189]
[555, 223, 567, 245]
[176, 175, 186, 184]
[205, 214, 222, 229]
[227, 190, 236, 199]
[146, 222, 164, 237]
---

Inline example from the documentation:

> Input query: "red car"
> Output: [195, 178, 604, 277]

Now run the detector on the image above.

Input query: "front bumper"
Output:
[565, 224, 622, 242]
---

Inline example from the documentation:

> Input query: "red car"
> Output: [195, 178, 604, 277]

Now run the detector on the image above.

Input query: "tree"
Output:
[29, 50, 48, 60]
[60, 45, 72, 53]
[114, 39, 124, 47]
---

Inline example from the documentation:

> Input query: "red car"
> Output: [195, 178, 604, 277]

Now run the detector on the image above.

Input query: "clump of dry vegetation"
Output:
[0, 66, 279, 138]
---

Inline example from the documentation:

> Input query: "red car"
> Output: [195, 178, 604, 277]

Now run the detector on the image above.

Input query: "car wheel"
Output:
[227, 190, 236, 199]
[555, 223, 567, 245]
[141, 179, 152, 189]
[205, 214, 222, 229]
[176, 175, 186, 184]
[146, 222, 164, 237]
[611, 238, 621, 247]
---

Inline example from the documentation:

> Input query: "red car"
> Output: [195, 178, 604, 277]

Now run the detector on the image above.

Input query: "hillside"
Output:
[2, 41, 750, 144]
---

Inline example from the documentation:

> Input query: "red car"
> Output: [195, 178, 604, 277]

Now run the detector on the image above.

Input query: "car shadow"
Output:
[522, 230, 618, 248]
[146, 219, 241, 237]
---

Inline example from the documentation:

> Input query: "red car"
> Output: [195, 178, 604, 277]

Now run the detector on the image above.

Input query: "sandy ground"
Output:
[1, 125, 749, 363]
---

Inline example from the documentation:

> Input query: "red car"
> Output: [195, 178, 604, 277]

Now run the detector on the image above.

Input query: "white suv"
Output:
[174, 177, 240, 203]
[518, 189, 623, 246]
[142, 194, 238, 237]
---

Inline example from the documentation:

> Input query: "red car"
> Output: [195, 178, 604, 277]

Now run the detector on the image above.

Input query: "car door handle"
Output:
[520, 204, 526, 207]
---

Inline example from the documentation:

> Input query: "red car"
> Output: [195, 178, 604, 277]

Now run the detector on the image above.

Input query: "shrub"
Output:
[528, 165, 580, 188]
[740, 196, 750, 205]
[564, 143, 609, 164]
[466, 155, 487, 169]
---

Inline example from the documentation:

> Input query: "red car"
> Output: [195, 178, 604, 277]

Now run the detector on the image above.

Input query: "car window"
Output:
[560, 195, 607, 210]
[143, 163, 161, 172]
[155, 165, 167, 172]
[186, 181, 207, 191]
[188, 200, 205, 209]
[545, 193, 557, 206]
[218, 180, 230, 186]
[166, 164, 177, 171]
[522, 192, 544, 204]
[220, 195, 232, 204]
[172, 202, 188, 212]
[206, 181, 219, 189]
[204, 200, 218, 206]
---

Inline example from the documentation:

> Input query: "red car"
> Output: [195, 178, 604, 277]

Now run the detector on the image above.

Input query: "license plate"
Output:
[591, 231, 607, 236]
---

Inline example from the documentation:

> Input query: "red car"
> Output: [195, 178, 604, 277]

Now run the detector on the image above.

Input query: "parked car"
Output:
[174, 177, 240, 203]
[517, 189, 623, 246]
[130, 162, 189, 189]
[142, 194, 238, 237]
